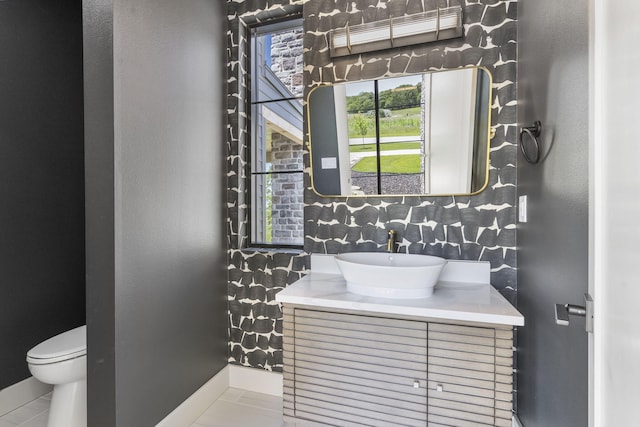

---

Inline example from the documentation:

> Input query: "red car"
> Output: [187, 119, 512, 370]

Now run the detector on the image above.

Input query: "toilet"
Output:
[26, 325, 86, 427]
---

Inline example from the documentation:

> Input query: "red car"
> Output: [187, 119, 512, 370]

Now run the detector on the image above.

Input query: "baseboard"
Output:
[156, 365, 282, 426]
[155, 366, 229, 427]
[513, 414, 524, 427]
[228, 365, 283, 397]
[0, 376, 53, 417]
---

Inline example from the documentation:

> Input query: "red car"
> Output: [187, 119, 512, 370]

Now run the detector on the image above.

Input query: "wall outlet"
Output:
[519, 195, 528, 222]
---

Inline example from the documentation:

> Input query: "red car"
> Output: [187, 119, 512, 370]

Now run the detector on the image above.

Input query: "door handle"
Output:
[555, 304, 586, 324]
[555, 293, 593, 332]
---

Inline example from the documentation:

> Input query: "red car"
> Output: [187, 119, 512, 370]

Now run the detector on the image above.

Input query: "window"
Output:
[249, 19, 304, 247]
[344, 76, 424, 195]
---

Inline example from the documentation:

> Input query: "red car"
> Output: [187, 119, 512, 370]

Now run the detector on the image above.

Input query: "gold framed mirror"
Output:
[308, 67, 493, 197]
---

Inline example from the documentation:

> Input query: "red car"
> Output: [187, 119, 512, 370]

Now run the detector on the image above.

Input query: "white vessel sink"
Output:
[335, 252, 447, 299]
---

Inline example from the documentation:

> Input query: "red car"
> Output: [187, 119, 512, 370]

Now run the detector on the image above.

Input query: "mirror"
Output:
[308, 67, 492, 196]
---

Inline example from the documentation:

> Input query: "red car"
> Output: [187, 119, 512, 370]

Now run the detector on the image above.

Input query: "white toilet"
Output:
[26, 325, 87, 427]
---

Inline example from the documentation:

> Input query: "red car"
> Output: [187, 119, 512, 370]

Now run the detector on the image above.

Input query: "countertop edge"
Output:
[276, 273, 524, 327]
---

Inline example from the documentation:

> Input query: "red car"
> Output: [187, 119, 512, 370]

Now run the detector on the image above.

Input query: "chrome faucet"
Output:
[386, 229, 397, 253]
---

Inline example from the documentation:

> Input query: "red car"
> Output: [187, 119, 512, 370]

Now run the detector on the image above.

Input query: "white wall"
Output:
[592, 0, 640, 424]
[428, 69, 475, 194]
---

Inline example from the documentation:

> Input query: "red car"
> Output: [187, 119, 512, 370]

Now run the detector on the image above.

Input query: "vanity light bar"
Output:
[329, 5, 463, 58]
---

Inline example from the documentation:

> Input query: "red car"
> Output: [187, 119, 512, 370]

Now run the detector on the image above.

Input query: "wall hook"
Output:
[519, 121, 541, 164]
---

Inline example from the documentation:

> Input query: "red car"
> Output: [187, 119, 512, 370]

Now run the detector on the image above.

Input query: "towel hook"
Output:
[520, 121, 541, 164]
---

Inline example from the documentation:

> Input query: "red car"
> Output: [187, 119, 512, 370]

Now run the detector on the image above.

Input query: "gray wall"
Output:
[0, 0, 85, 390]
[308, 88, 343, 195]
[516, 0, 589, 425]
[83, 1, 228, 425]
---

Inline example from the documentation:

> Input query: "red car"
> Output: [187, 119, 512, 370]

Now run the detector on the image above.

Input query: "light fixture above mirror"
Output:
[329, 5, 463, 57]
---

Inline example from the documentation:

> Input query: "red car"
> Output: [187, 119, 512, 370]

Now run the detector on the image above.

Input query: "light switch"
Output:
[519, 195, 527, 223]
[321, 157, 337, 169]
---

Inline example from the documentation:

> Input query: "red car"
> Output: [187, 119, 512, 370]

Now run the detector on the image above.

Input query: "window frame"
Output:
[246, 16, 305, 250]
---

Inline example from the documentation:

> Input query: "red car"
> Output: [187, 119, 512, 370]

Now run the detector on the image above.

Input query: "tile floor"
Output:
[0, 388, 283, 427]
[191, 388, 283, 427]
[0, 394, 51, 427]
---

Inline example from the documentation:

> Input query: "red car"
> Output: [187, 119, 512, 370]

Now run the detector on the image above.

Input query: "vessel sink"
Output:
[335, 252, 447, 299]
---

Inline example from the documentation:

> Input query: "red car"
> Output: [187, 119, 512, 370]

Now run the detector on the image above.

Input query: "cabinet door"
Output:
[284, 308, 428, 427]
[427, 323, 513, 427]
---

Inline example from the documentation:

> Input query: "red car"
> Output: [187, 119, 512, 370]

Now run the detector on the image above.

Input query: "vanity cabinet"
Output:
[282, 307, 514, 427]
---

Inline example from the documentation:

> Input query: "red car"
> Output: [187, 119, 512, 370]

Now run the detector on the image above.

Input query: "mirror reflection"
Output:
[308, 67, 492, 196]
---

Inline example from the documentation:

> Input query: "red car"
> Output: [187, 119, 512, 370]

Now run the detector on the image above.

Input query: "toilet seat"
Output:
[27, 325, 86, 365]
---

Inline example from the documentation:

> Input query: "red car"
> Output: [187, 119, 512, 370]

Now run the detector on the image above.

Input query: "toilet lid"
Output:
[27, 325, 86, 365]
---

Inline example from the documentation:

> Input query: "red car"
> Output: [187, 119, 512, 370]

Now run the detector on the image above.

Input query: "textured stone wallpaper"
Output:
[227, 0, 518, 372]
[227, 0, 308, 372]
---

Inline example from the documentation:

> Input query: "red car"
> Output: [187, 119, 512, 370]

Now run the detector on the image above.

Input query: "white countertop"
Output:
[276, 255, 524, 326]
